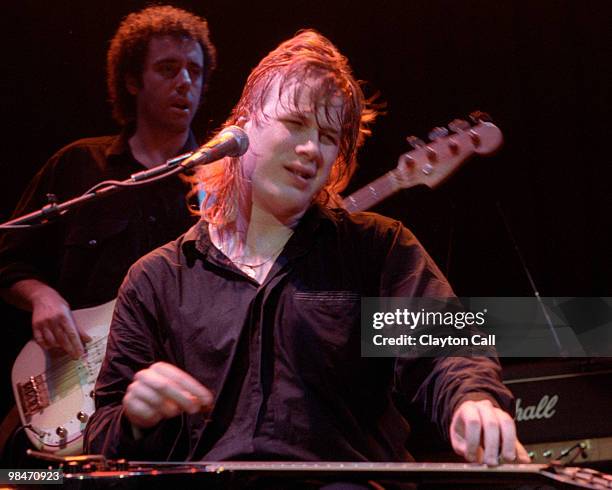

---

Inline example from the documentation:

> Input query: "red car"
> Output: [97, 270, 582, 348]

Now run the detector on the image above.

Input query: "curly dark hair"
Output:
[107, 5, 217, 125]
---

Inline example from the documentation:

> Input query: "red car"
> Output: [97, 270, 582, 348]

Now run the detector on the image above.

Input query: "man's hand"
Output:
[3, 279, 90, 359]
[31, 287, 91, 359]
[123, 362, 214, 431]
[450, 399, 531, 465]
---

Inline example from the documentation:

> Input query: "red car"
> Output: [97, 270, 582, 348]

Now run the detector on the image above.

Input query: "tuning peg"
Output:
[421, 163, 434, 175]
[469, 111, 493, 123]
[447, 139, 460, 155]
[448, 119, 471, 133]
[428, 127, 449, 141]
[469, 129, 481, 148]
[406, 135, 425, 149]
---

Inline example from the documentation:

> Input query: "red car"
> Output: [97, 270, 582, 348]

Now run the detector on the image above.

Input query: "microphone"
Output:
[180, 125, 249, 170]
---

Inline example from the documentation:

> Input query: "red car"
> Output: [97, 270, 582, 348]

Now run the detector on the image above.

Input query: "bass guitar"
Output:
[12, 300, 115, 455]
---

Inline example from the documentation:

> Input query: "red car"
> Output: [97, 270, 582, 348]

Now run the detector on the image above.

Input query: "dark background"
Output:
[0, 0, 610, 422]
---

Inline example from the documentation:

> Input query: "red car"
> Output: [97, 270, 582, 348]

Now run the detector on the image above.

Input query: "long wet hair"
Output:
[197, 29, 376, 225]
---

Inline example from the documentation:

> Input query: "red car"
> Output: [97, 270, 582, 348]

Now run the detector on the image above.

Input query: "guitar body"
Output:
[11, 300, 115, 455]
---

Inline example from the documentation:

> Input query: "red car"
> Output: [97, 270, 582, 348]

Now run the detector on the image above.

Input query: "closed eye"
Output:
[321, 132, 339, 145]
[282, 118, 304, 127]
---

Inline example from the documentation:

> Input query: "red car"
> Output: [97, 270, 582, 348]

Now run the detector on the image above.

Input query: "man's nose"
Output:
[295, 134, 322, 164]
[176, 67, 192, 93]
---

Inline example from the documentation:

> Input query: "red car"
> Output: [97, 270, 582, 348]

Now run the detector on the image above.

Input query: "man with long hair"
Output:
[86, 30, 527, 482]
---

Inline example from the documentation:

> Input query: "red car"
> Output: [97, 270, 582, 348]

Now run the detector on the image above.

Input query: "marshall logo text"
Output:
[515, 394, 558, 422]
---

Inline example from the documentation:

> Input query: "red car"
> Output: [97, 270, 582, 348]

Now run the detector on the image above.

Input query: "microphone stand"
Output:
[496, 201, 568, 357]
[0, 151, 195, 230]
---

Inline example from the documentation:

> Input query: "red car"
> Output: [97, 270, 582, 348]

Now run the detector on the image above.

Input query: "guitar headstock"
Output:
[393, 113, 503, 190]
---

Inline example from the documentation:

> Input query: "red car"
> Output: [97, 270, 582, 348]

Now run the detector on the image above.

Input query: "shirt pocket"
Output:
[291, 290, 361, 350]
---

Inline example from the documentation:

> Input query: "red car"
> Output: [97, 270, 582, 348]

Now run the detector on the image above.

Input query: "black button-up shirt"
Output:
[0, 131, 198, 308]
[85, 205, 513, 462]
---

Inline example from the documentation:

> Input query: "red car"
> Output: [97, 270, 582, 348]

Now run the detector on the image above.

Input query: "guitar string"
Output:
[27, 336, 109, 394]
[42, 357, 106, 399]
[43, 345, 108, 389]
[39, 335, 108, 380]
[38, 350, 109, 402]
[343, 173, 396, 212]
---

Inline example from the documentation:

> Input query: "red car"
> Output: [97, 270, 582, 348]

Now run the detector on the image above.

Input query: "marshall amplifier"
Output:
[502, 358, 612, 444]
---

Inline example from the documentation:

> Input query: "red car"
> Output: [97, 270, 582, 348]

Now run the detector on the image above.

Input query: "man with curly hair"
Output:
[0, 5, 216, 359]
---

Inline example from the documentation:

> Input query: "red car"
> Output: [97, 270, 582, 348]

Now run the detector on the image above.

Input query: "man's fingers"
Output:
[41, 327, 59, 349]
[454, 402, 482, 462]
[151, 362, 214, 408]
[59, 313, 85, 358]
[127, 383, 182, 419]
[49, 318, 83, 359]
[464, 409, 482, 462]
[124, 363, 215, 430]
[32, 328, 48, 349]
[54, 328, 78, 359]
[123, 395, 163, 429]
[77, 323, 92, 344]
[450, 407, 468, 457]
[32, 302, 86, 358]
[452, 400, 528, 466]
[516, 441, 531, 463]
[159, 399, 183, 419]
[127, 381, 166, 408]
[128, 378, 190, 415]
[497, 410, 518, 462]
[135, 365, 211, 414]
[477, 402, 501, 465]
[157, 380, 207, 414]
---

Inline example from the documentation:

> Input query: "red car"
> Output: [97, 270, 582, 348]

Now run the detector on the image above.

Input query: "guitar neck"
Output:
[144, 461, 548, 474]
[342, 170, 407, 213]
[341, 120, 504, 213]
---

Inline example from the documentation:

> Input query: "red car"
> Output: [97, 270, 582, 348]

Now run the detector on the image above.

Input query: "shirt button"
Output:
[88, 239, 97, 247]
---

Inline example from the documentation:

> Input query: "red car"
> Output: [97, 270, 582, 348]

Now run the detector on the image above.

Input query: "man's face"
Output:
[129, 35, 204, 133]
[242, 77, 344, 223]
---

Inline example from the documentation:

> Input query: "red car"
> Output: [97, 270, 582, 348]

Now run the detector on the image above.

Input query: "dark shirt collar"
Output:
[105, 126, 199, 164]
[182, 204, 339, 262]
[105, 128, 132, 160]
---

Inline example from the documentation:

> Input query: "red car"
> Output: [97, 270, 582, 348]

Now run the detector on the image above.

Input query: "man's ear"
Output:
[126, 75, 140, 96]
